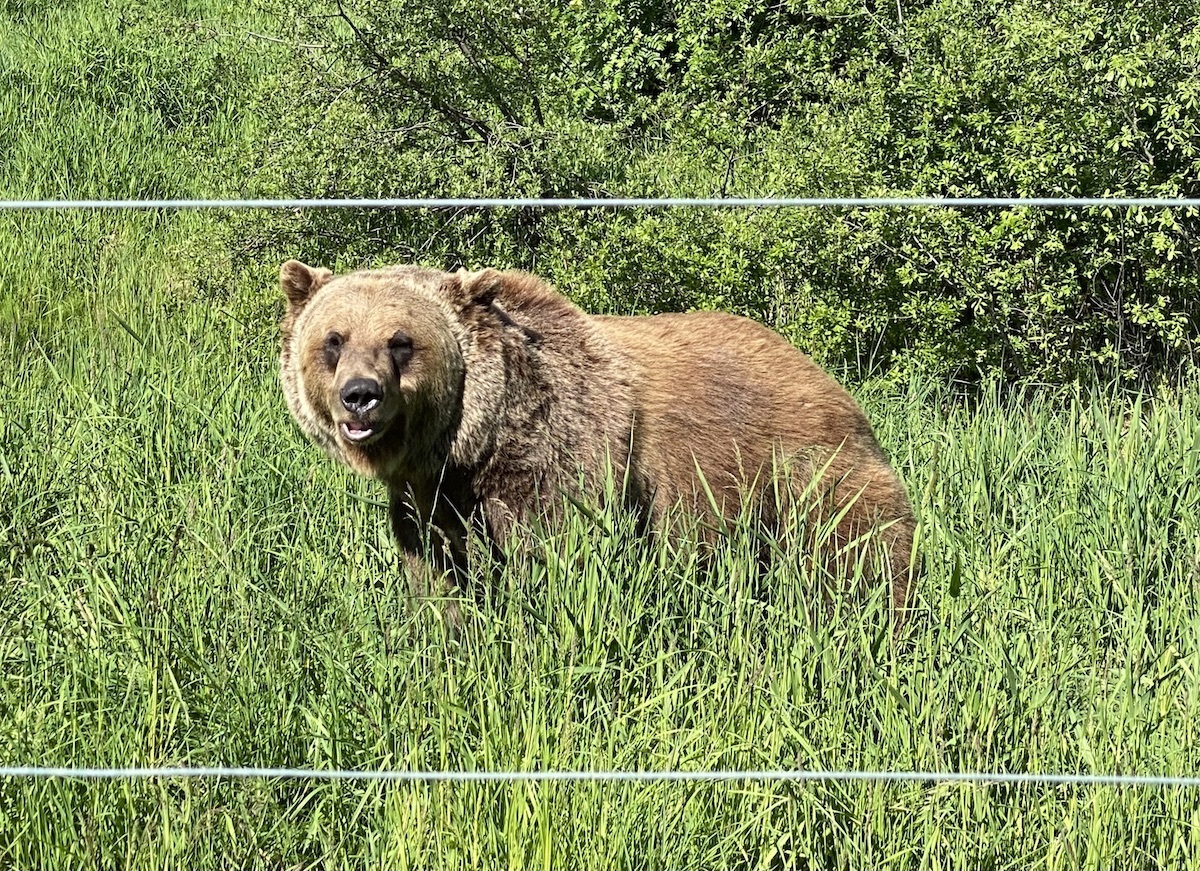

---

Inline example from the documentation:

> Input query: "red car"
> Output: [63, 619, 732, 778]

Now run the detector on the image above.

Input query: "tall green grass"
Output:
[4, 247, 1200, 866]
[3, 2, 1200, 868]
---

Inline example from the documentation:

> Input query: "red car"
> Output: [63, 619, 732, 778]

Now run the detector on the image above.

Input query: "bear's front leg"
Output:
[387, 484, 469, 623]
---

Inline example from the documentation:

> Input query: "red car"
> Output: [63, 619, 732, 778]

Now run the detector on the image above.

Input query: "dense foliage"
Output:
[233, 0, 1200, 382]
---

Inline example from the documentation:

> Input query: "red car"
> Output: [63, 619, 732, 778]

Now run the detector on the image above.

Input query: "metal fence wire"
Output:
[2, 196, 1200, 211]
[2, 767, 1200, 786]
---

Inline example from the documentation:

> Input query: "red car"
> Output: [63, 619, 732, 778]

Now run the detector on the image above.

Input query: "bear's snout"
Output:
[340, 378, 383, 416]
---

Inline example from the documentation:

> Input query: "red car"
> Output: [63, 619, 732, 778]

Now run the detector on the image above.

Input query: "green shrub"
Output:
[233, 0, 1200, 383]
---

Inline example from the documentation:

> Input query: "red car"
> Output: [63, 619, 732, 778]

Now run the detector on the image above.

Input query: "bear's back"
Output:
[591, 310, 880, 457]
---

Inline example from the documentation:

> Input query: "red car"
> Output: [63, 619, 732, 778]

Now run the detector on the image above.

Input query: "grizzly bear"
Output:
[279, 260, 917, 614]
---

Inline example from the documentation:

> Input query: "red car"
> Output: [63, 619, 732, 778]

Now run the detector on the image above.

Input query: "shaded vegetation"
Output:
[241, 0, 1200, 383]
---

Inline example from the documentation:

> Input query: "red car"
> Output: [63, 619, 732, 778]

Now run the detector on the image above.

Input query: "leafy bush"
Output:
[235, 0, 1200, 383]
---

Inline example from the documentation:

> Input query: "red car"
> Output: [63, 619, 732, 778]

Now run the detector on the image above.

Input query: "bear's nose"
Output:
[340, 378, 383, 415]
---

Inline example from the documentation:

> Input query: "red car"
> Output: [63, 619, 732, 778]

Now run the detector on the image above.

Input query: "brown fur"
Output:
[278, 261, 917, 614]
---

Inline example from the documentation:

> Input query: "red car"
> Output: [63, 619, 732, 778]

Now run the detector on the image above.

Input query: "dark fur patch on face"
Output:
[323, 332, 344, 370]
[388, 331, 414, 373]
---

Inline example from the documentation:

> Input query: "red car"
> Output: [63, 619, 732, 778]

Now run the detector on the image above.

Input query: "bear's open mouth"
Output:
[340, 420, 383, 445]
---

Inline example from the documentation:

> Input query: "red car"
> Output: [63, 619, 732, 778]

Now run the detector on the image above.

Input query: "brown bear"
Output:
[278, 260, 917, 614]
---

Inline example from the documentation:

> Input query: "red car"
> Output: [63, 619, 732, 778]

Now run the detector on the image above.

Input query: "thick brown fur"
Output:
[279, 261, 917, 614]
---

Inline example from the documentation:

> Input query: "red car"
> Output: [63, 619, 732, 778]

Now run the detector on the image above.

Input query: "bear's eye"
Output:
[323, 332, 344, 369]
[389, 331, 414, 371]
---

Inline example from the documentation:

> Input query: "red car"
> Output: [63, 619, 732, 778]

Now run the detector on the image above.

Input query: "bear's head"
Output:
[278, 260, 510, 481]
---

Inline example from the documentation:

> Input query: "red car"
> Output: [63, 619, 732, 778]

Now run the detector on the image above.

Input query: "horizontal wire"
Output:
[2, 767, 1199, 787]
[0, 196, 1199, 211]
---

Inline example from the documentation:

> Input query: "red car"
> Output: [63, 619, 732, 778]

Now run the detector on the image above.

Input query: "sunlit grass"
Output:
[4, 206, 1200, 865]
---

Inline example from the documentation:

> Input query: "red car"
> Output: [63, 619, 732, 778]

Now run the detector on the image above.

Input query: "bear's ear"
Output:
[280, 260, 333, 310]
[444, 268, 505, 312]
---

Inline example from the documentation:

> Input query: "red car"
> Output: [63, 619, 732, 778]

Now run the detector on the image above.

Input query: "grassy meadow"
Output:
[3, 3, 1200, 868]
